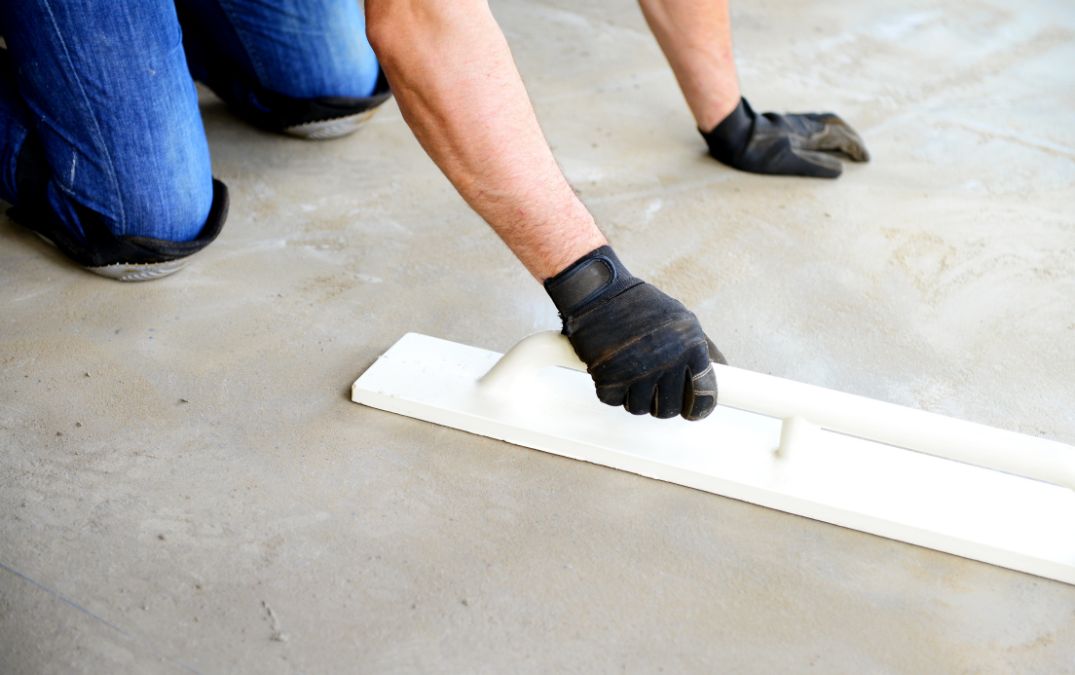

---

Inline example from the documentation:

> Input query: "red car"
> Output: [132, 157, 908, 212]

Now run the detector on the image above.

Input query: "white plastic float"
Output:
[352, 331, 1075, 585]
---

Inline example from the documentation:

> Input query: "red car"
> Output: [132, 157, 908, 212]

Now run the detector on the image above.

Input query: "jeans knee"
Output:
[10, 141, 229, 274]
[25, 145, 214, 246]
[113, 165, 214, 242]
[179, 0, 380, 101]
[24, 99, 215, 243]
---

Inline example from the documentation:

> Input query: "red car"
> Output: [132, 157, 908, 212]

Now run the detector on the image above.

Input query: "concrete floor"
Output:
[2, 0, 1074, 672]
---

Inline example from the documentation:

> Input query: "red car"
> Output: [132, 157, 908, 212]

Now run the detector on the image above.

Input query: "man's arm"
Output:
[365, 1, 604, 280]
[638, 0, 741, 132]
[365, 0, 722, 420]
[638, 0, 869, 178]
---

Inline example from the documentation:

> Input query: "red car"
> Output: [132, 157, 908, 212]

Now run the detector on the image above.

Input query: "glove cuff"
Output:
[699, 97, 756, 165]
[543, 245, 641, 317]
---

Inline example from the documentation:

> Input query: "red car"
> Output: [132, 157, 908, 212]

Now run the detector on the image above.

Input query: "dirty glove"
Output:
[544, 246, 725, 421]
[700, 97, 869, 178]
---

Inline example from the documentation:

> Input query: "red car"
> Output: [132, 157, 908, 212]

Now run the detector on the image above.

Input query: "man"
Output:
[0, 0, 867, 421]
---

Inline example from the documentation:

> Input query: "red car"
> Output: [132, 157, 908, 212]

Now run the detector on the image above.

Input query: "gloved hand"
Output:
[544, 246, 725, 421]
[700, 97, 869, 178]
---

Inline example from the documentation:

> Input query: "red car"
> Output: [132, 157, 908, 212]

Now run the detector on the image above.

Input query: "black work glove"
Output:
[700, 97, 869, 178]
[544, 246, 726, 421]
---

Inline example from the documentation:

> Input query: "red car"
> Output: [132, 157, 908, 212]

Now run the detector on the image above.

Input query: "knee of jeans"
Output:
[254, 7, 380, 99]
[113, 166, 214, 243]
[258, 54, 380, 102]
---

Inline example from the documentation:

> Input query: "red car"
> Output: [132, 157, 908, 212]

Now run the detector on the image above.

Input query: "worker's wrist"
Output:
[543, 245, 641, 318]
[528, 201, 607, 278]
[693, 91, 742, 136]
[699, 97, 754, 165]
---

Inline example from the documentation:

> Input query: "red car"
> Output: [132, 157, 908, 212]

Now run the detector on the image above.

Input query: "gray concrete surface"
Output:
[2, 0, 1074, 672]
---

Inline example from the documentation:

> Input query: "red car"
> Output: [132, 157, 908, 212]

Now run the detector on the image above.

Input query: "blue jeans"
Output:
[0, 0, 378, 246]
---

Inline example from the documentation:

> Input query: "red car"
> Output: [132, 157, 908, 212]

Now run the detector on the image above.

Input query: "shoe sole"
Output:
[86, 258, 189, 281]
[283, 108, 379, 140]
[34, 232, 189, 282]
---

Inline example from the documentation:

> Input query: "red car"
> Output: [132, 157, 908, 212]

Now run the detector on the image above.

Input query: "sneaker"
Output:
[11, 179, 229, 282]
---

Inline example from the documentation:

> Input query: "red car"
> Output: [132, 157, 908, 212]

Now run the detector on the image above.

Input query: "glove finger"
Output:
[653, 367, 688, 419]
[683, 345, 717, 421]
[786, 147, 843, 178]
[625, 379, 658, 416]
[803, 112, 848, 126]
[738, 137, 840, 178]
[706, 335, 728, 366]
[682, 364, 717, 421]
[595, 382, 627, 408]
[805, 121, 870, 162]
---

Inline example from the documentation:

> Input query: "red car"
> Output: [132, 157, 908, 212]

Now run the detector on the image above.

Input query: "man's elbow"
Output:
[366, 0, 485, 63]
[365, 0, 406, 63]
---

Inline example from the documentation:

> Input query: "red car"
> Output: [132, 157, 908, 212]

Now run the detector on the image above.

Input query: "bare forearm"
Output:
[366, 1, 605, 280]
[638, 0, 740, 131]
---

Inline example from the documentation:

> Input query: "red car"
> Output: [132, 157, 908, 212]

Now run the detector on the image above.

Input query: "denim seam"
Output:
[39, 0, 126, 233]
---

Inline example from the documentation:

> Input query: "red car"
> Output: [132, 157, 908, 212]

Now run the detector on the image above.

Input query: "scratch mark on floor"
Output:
[0, 560, 203, 674]
[262, 599, 289, 642]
